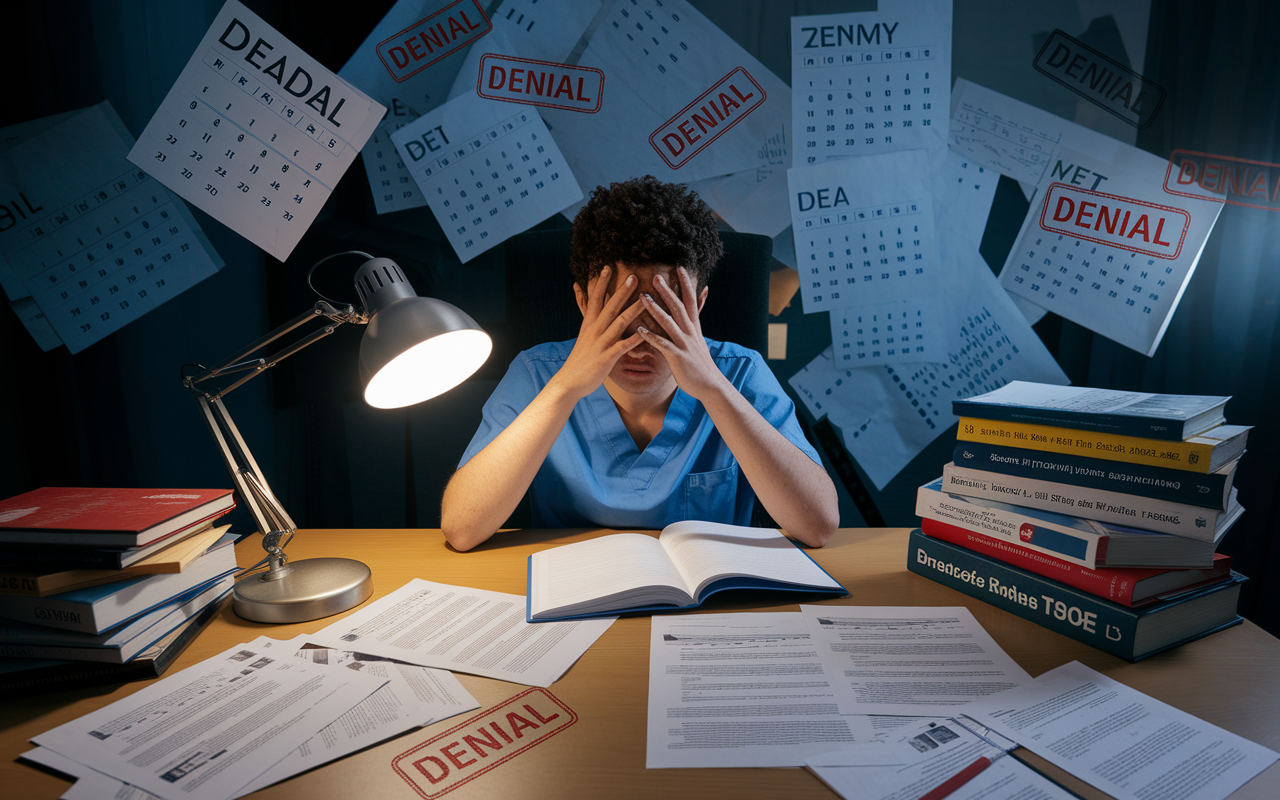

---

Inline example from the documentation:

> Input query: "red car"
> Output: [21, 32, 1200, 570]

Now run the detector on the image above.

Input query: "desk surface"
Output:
[4, 528, 1279, 799]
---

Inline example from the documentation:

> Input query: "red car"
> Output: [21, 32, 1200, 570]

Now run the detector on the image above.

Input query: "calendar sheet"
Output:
[392, 93, 583, 262]
[824, 147, 999, 367]
[790, 249, 1066, 490]
[0, 103, 223, 354]
[340, 0, 496, 215]
[792, 0, 952, 164]
[542, 0, 792, 196]
[788, 149, 945, 325]
[1000, 146, 1223, 356]
[948, 78, 1131, 186]
[128, 0, 384, 261]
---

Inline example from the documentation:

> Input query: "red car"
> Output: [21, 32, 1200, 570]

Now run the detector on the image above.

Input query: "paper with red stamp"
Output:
[377, 0, 492, 84]
[392, 688, 576, 798]
[649, 67, 765, 169]
[477, 54, 603, 113]
[1039, 184, 1188, 260]
[999, 146, 1223, 356]
[1164, 149, 1280, 212]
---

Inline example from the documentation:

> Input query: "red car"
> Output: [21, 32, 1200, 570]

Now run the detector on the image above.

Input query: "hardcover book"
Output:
[952, 381, 1229, 441]
[916, 479, 1223, 569]
[952, 440, 1237, 510]
[0, 535, 237, 634]
[907, 530, 1244, 662]
[0, 576, 233, 663]
[941, 461, 1241, 541]
[920, 518, 1234, 607]
[956, 418, 1249, 474]
[0, 592, 230, 697]
[0, 487, 235, 547]
[0, 525, 229, 597]
[527, 522, 846, 622]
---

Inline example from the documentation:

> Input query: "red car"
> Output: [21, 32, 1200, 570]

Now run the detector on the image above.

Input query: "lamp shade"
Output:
[354, 258, 491, 409]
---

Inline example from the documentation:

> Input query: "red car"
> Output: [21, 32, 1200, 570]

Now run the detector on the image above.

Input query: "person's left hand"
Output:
[636, 267, 728, 402]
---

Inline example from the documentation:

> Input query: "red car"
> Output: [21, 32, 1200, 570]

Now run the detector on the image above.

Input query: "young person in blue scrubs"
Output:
[441, 176, 839, 551]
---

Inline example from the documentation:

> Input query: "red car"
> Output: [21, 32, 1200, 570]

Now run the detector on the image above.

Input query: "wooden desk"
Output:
[4, 528, 1278, 799]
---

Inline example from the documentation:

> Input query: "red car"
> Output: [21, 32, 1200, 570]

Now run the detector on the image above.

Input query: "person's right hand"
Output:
[549, 265, 647, 400]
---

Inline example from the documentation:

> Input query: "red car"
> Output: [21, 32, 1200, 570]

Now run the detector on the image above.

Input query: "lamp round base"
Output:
[233, 557, 373, 623]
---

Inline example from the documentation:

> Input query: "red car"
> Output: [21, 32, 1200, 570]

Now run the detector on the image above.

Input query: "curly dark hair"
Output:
[569, 176, 723, 291]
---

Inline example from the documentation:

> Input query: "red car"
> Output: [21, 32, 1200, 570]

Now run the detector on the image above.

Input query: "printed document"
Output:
[308, 578, 613, 687]
[965, 661, 1279, 800]
[801, 606, 1030, 716]
[805, 716, 1073, 800]
[235, 636, 479, 795]
[33, 641, 386, 800]
[647, 612, 873, 768]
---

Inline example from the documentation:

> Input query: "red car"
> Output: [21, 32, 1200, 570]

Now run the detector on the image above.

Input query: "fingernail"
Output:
[643, 293, 653, 302]
[626, 274, 635, 285]
[638, 326, 649, 334]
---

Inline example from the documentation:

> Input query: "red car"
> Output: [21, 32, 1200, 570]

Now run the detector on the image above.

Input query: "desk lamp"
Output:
[184, 252, 491, 623]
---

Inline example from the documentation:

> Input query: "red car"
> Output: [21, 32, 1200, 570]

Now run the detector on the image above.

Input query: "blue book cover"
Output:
[951, 382, 1228, 441]
[907, 530, 1243, 661]
[952, 440, 1236, 509]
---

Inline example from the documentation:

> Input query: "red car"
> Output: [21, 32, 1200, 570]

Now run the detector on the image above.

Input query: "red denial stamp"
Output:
[377, 0, 492, 84]
[649, 66, 766, 169]
[477, 54, 603, 113]
[1038, 183, 1189, 260]
[391, 688, 577, 799]
[1164, 149, 1279, 212]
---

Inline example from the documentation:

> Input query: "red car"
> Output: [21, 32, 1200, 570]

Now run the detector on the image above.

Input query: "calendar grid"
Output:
[799, 45, 938, 68]
[189, 95, 336, 193]
[202, 49, 354, 158]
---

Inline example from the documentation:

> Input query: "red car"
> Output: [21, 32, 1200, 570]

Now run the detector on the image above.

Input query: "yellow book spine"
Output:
[956, 418, 1216, 473]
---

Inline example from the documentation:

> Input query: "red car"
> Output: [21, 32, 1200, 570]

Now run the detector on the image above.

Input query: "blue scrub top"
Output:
[458, 338, 821, 529]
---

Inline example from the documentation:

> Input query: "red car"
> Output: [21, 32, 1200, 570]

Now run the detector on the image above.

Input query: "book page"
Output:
[965, 661, 1279, 800]
[658, 521, 841, 601]
[529, 533, 693, 617]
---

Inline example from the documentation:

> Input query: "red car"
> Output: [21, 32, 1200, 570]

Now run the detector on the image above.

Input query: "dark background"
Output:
[3, 0, 1278, 635]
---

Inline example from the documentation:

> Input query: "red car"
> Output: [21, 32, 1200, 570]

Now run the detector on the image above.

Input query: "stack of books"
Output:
[0, 487, 239, 695]
[910, 382, 1251, 662]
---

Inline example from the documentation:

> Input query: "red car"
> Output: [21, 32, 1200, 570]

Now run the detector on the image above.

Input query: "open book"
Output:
[527, 522, 846, 622]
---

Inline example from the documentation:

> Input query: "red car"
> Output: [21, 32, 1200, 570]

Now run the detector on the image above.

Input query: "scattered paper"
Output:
[339, 0, 494, 214]
[999, 146, 1223, 356]
[392, 93, 583, 262]
[542, 0, 792, 203]
[800, 605, 1030, 716]
[792, 0, 952, 163]
[235, 636, 479, 795]
[127, 0, 384, 260]
[307, 579, 613, 687]
[0, 103, 222, 353]
[33, 641, 386, 800]
[647, 612, 873, 768]
[948, 77, 1131, 186]
[789, 249, 1067, 489]
[965, 661, 1279, 800]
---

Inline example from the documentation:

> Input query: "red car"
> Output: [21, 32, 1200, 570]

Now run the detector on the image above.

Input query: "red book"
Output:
[0, 488, 235, 547]
[919, 517, 1233, 607]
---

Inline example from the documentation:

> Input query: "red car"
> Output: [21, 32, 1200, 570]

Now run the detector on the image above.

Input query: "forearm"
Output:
[441, 381, 579, 551]
[699, 378, 839, 547]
